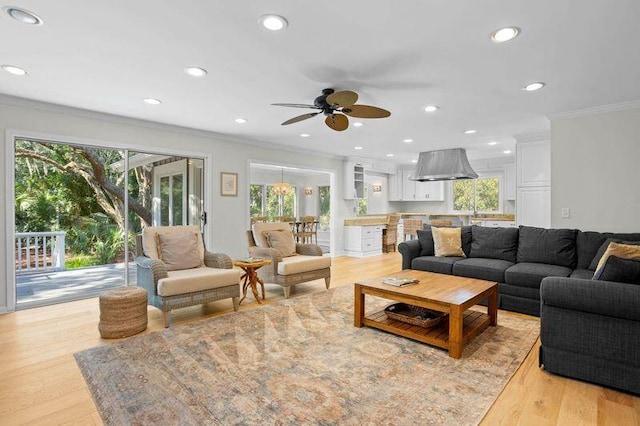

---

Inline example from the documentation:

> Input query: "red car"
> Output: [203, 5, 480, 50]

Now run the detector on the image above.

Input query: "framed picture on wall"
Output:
[220, 172, 238, 196]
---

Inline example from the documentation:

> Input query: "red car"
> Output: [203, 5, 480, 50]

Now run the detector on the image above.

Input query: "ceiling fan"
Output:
[272, 88, 391, 131]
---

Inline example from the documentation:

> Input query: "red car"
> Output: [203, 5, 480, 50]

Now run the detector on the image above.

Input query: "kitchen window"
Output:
[452, 176, 501, 213]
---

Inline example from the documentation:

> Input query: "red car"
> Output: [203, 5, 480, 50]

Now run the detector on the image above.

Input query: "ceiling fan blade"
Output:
[281, 112, 321, 125]
[342, 104, 391, 119]
[272, 103, 321, 109]
[325, 113, 349, 131]
[326, 90, 358, 108]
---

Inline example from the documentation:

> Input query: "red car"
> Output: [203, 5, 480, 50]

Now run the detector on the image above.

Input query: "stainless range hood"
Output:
[411, 148, 478, 181]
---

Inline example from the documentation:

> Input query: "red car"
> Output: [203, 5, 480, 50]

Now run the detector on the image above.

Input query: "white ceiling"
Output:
[2, 1, 640, 164]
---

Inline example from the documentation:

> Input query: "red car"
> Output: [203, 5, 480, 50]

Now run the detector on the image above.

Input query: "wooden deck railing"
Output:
[15, 231, 66, 274]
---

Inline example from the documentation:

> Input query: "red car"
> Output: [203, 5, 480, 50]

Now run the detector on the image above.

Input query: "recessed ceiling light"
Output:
[4, 6, 43, 25]
[300, 133, 310, 138]
[424, 105, 440, 112]
[2, 65, 28, 76]
[411, 159, 418, 163]
[491, 27, 520, 43]
[488, 141, 498, 146]
[523, 82, 546, 92]
[259, 14, 288, 31]
[184, 66, 207, 77]
[386, 153, 394, 157]
[503, 150, 512, 154]
[143, 98, 161, 105]
[234, 118, 247, 124]
[464, 129, 478, 135]
[352, 122, 363, 127]
[403, 138, 413, 143]
[354, 146, 363, 150]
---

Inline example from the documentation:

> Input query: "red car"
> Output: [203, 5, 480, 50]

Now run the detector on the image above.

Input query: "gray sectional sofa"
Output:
[398, 225, 640, 317]
[399, 224, 640, 394]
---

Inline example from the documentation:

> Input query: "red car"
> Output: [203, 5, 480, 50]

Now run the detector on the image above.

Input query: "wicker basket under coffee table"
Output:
[98, 286, 148, 339]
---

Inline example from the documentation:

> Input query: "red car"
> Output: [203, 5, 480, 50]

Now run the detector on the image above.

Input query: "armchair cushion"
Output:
[253, 222, 291, 247]
[263, 229, 297, 257]
[156, 232, 203, 271]
[142, 225, 204, 261]
[157, 267, 242, 297]
[277, 255, 331, 275]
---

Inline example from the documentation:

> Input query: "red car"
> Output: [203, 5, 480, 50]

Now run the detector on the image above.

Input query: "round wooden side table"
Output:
[233, 259, 272, 305]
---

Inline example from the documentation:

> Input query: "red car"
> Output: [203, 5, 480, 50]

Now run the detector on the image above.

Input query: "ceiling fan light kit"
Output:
[272, 88, 391, 131]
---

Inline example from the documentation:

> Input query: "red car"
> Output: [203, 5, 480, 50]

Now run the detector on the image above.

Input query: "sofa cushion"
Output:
[576, 231, 640, 270]
[432, 227, 465, 257]
[157, 267, 241, 297]
[452, 258, 514, 282]
[588, 239, 640, 271]
[498, 283, 541, 300]
[505, 262, 572, 288]
[156, 232, 203, 271]
[593, 256, 640, 284]
[570, 269, 594, 280]
[417, 229, 435, 256]
[517, 226, 577, 268]
[469, 226, 518, 262]
[142, 225, 204, 261]
[263, 229, 297, 257]
[411, 256, 464, 275]
[277, 255, 331, 275]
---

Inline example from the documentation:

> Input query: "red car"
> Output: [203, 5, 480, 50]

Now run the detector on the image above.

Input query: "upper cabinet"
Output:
[399, 169, 444, 201]
[343, 161, 365, 199]
[517, 140, 550, 187]
[505, 162, 516, 201]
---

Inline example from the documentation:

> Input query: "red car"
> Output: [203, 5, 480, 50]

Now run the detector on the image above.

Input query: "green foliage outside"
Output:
[249, 184, 263, 217]
[453, 177, 500, 212]
[318, 186, 330, 231]
[14, 140, 154, 269]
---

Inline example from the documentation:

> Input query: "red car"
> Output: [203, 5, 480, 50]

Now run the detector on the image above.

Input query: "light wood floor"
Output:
[1, 253, 638, 425]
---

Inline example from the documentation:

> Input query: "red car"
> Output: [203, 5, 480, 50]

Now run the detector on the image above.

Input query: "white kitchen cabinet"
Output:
[517, 187, 551, 228]
[517, 140, 550, 187]
[505, 163, 516, 201]
[343, 161, 365, 199]
[344, 225, 384, 257]
[400, 169, 444, 201]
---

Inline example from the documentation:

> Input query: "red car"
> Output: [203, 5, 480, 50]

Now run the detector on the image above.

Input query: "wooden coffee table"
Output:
[354, 270, 498, 359]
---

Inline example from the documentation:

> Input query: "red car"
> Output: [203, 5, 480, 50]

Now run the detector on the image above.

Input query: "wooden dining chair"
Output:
[295, 216, 318, 244]
[382, 214, 401, 252]
[430, 219, 453, 227]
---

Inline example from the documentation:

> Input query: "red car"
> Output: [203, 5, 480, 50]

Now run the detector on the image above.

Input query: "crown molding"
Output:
[547, 99, 640, 120]
[513, 131, 550, 144]
[0, 94, 340, 161]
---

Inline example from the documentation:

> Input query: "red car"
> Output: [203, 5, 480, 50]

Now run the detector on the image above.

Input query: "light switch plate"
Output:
[561, 208, 570, 218]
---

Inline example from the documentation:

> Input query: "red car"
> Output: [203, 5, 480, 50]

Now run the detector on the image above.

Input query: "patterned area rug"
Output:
[75, 285, 539, 425]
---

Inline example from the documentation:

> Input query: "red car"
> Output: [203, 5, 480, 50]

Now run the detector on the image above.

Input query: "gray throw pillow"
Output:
[417, 229, 434, 256]
[592, 255, 640, 284]
[470, 225, 518, 262]
[517, 226, 577, 268]
[588, 239, 640, 271]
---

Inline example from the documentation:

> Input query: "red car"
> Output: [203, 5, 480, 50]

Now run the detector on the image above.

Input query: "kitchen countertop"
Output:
[344, 213, 515, 226]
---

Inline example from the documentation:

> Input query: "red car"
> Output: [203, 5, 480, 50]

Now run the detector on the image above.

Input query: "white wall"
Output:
[550, 107, 640, 232]
[364, 172, 391, 214]
[0, 97, 349, 312]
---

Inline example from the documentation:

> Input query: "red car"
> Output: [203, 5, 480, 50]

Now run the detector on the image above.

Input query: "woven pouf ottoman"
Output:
[98, 286, 148, 339]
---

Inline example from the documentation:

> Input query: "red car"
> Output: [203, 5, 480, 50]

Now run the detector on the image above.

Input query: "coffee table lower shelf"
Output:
[363, 309, 490, 350]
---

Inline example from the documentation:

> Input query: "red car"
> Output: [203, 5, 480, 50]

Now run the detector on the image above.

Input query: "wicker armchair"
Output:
[135, 226, 241, 327]
[247, 222, 330, 298]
